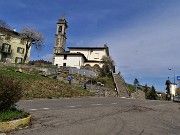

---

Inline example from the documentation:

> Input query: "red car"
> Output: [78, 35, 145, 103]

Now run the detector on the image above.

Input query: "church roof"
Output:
[57, 16, 68, 27]
[68, 45, 109, 56]
[68, 47, 106, 49]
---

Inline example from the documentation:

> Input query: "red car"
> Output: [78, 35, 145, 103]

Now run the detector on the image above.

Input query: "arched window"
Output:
[58, 26, 62, 33]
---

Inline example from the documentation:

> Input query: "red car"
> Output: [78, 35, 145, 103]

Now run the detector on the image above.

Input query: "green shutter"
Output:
[2, 43, 4, 51]
[22, 48, 24, 54]
[17, 47, 19, 53]
[8, 45, 11, 53]
[15, 57, 18, 63]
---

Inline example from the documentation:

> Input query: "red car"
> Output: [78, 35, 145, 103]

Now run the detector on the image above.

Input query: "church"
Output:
[52, 16, 109, 69]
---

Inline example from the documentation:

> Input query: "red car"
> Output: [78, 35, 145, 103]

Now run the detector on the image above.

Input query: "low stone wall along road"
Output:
[8, 97, 180, 135]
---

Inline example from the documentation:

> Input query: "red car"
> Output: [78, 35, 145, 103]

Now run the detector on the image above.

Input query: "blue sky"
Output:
[0, 0, 180, 91]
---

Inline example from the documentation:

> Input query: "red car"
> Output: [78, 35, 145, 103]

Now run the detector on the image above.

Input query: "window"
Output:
[63, 63, 66, 66]
[20, 39, 25, 44]
[58, 26, 62, 33]
[15, 57, 23, 63]
[1, 43, 11, 53]
[94, 53, 99, 59]
[64, 54, 67, 60]
[17, 47, 24, 54]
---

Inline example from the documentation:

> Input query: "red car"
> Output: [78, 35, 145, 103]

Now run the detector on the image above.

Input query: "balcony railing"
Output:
[1, 48, 12, 54]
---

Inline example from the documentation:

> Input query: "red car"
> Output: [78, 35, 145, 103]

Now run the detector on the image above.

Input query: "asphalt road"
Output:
[8, 97, 180, 135]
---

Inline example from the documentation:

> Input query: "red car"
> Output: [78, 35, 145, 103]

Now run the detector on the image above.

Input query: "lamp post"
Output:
[168, 68, 175, 85]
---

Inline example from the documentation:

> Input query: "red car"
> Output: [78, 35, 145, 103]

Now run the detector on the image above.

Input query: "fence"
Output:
[69, 67, 97, 77]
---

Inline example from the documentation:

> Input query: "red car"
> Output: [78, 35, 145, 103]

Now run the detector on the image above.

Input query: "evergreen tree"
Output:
[144, 84, 148, 98]
[146, 85, 157, 100]
[133, 78, 139, 86]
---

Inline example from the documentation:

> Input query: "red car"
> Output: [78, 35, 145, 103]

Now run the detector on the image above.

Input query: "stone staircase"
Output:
[113, 73, 130, 98]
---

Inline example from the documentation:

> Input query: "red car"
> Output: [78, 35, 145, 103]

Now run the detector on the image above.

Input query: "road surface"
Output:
[8, 97, 180, 135]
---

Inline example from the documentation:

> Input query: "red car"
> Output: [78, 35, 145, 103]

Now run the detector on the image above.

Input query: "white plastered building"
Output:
[52, 16, 109, 68]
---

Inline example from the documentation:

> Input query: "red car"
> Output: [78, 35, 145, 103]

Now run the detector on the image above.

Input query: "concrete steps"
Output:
[113, 73, 130, 98]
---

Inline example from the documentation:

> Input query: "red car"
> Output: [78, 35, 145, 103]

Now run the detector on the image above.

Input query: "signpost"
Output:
[177, 76, 180, 80]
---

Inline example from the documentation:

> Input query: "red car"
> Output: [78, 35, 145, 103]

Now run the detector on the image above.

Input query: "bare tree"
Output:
[0, 19, 10, 29]
[0, 20, 11, 40]
[21, 27, 44, 63]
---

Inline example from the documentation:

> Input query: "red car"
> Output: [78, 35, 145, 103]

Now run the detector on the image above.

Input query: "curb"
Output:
[0, 115, 31, 132]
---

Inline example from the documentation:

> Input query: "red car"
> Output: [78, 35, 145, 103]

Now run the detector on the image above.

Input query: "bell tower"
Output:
[52, 16, 68, 64]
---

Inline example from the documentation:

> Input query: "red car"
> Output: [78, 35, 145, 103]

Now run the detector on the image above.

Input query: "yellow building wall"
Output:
[0, 32, 30, 63]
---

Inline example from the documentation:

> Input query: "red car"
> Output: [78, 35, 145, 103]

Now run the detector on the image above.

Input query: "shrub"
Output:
[0, 75, 22, 111]
[146, 86, 157, 100]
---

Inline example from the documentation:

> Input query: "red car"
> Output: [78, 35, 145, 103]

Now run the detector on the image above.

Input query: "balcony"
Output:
[1, 48, 12, 54]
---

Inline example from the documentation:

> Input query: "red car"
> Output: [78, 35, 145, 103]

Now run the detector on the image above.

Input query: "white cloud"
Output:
[90, 3, 180, 80]
[41, 53, 53, 62]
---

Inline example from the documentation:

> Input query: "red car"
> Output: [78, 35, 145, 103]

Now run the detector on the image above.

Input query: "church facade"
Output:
[52, 16, 109, 68]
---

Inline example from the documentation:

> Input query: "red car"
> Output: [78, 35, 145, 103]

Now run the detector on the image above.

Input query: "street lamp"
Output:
[168, 68, 176, 85]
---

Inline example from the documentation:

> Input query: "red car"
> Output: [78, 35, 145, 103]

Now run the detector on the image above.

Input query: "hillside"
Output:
[0, 66, 95, 99]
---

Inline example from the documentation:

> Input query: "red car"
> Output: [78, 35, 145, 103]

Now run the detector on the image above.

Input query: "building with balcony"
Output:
[0, 27, 30, 63]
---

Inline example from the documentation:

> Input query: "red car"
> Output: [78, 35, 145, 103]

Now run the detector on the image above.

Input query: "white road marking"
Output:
[67, 106, 76, 108]
[111, 103, 117, 105]
[42, 108, 49, 110]
[29, 109, 37, 111]
[121, 97, 126, 98]
[66, 105, 82, 108]
[91, 104, 102, 106]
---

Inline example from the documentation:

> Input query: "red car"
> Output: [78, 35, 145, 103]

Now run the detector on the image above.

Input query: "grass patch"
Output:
[127, 84, 136, 93]
[0, 108, 29, 122]
[0, 69, 50, 80]
[96, 76, 115, 89]
[0, 69, 95, 99]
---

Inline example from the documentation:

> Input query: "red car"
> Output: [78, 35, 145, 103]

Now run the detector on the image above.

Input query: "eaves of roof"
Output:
[55, 52, 87, 61]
